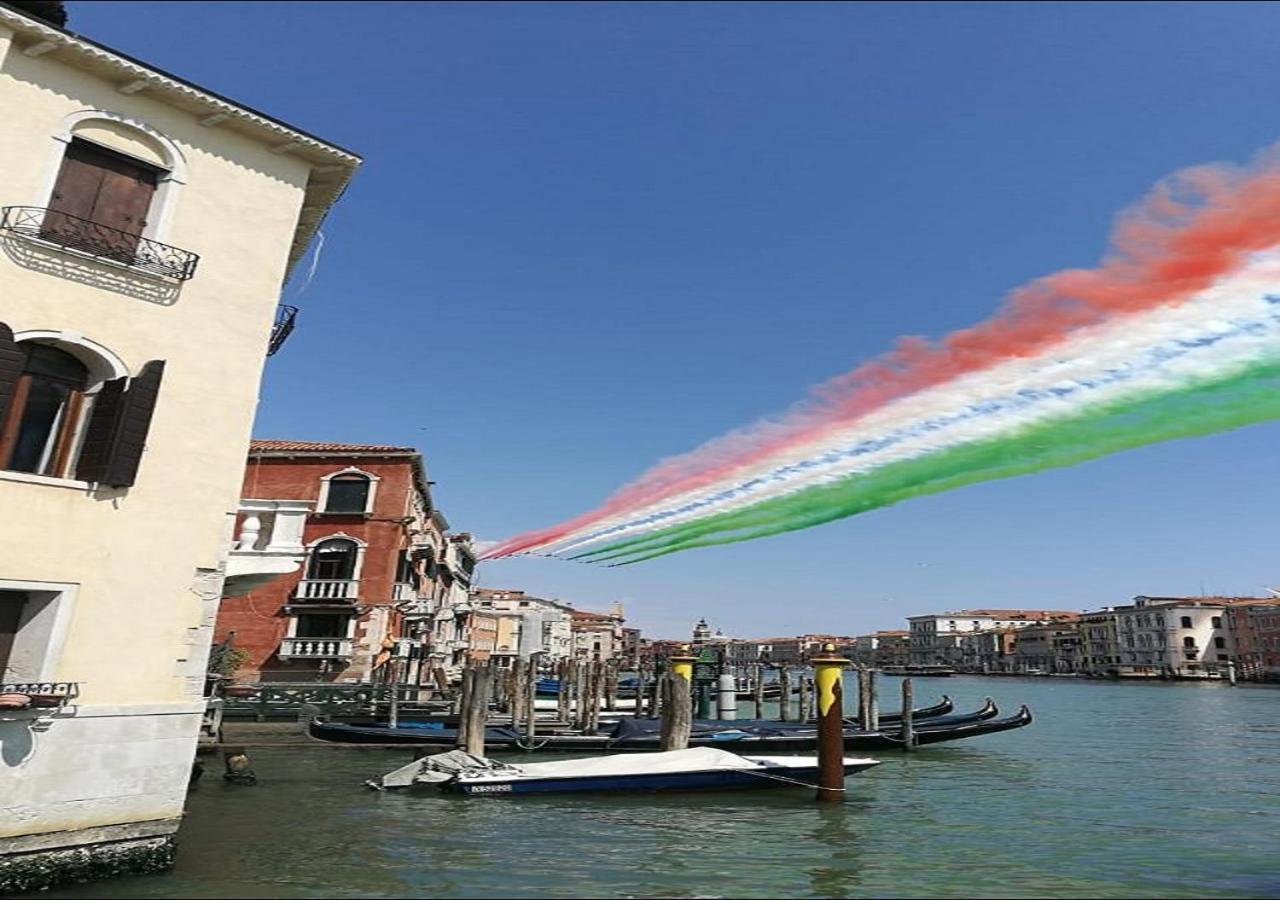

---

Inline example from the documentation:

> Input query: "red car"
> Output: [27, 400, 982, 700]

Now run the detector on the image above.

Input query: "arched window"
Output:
[322, 471, 372, 514]
[0, 326, 163, 487]
[0, 343, 89, 476]
[306, 538, 359, 581]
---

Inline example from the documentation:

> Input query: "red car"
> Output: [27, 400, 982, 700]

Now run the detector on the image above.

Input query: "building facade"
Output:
[214, 442, 444, 683]
[0, 4, 358, 889]
[907, 609, 1078, 666]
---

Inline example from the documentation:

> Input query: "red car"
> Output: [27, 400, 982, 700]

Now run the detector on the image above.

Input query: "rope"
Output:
[736, 767, 841, 791]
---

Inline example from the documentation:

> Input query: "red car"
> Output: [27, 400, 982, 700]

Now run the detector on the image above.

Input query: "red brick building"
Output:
[215, 439, 447, 682]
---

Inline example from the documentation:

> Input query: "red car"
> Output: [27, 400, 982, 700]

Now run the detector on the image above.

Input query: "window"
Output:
[1180, 616, 1193, 629]
[1211, 616, 1222, 629]
[0, 343, 88, 477]
[306, 538, 358, 581]
[295, 614, 348, 639]
[1214, 637, 1226, 649]
[394, 549, 413, 585]
[324, 474, 371, 513]
[1183, 636, 1196, 649]
[43, 138, 162, 263]
[0, 582, 76, 682]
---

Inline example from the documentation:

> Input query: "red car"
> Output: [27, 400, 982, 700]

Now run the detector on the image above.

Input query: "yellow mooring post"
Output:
[669, 646, 696, 683]
[812, 643, 850, 803]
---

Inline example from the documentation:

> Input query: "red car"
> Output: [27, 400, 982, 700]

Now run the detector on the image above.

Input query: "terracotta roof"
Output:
[250, 439, 417, 454]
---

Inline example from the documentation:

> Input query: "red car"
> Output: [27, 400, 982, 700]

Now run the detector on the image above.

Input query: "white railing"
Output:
[393, 582, 418, 602]
[279, 637, 354, 659]
[295, 579, 359, 601]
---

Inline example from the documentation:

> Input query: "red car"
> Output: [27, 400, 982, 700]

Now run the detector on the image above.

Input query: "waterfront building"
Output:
[851, 630, 911, 668]
[425, 533, 479, 678]
[1226, 603, 1280, 682]
[956, 627, 1017, 673]
[1011, 617, 1082, 674]
[0, 3, 359, 889]
[1111, 596, 1271, 679]
[214, 441, 446, 684]
[466, 610, 498, 663]
[906, 609, 1078, 666]
[620, 627, 642, 669]
[1078, 609, 1120, 676]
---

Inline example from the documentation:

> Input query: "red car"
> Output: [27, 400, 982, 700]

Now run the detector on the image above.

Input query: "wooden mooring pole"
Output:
[778, 666, 792, 722]
[901, 677, 915, 752]
[455, 666, 474, 751]
[812, 644, 849, 802]
[464, 665, 492, 757]
[660, 649, 696, 750]
[753, 665, 765, 719]
[524, 656, 539, 746]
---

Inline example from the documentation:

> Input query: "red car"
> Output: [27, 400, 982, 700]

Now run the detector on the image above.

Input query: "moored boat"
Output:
[368, 747, 881, 795]
[308, 701, 1030, 753]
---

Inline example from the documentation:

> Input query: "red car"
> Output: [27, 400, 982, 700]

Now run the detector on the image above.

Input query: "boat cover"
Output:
[460, 747, 787, 782]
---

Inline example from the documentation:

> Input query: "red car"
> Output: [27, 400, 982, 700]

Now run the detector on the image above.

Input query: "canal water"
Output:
[34, 676, 1280, 899]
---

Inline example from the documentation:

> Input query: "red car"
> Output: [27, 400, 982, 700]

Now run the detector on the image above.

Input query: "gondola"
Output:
[307, 701, 1030, 753]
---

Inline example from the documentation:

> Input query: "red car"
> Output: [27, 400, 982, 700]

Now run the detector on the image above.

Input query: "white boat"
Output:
[369, 746, 880, 796]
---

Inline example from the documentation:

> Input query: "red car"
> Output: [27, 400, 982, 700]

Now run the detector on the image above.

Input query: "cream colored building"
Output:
[0, 6, 358, 890]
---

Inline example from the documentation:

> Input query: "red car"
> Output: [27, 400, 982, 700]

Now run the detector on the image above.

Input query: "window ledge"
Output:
[0, 469, 93, 491]
[312, 511, 372, 518]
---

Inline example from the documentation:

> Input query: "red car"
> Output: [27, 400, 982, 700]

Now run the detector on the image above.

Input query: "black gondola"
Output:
[306, 701, 1029, 753]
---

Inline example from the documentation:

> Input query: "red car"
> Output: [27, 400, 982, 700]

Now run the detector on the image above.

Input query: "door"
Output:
[43, 139, 160, 263]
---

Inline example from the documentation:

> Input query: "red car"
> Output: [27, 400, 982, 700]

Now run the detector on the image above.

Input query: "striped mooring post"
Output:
[811, 642, 850, 803]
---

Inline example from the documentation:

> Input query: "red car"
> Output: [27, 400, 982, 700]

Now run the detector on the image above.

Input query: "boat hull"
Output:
[444, 760, 879, 795]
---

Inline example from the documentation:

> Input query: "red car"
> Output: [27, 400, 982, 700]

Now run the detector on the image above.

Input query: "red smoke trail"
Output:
[485, 151, 1280, 559]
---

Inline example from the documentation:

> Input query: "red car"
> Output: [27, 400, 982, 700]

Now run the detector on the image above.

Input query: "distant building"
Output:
[957, 628, 1017, 673]
[571, 604, 626, 660]
[1227, 603, 1280, 681]
[907, 609, 1079, 666]
[1078, 609, 1120, 676]
[470, 588, 574, 664]
[851, 630, 910, 668]
[1111, 596, 1270, 678]
[1012, 616, 1082, 674]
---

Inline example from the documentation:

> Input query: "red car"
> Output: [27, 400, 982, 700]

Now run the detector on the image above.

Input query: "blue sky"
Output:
[77, 1, 1280, 638]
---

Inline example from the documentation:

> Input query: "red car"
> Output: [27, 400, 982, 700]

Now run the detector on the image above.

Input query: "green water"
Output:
[36, 676, 1280, 898]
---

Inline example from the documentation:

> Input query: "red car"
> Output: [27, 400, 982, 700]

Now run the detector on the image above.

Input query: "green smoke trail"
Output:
[575, 357, 1280, 565]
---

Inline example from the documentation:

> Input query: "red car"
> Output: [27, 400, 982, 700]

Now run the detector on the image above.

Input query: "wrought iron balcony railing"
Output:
[268, 304, 298, 356]
[0, 206, 199, 281]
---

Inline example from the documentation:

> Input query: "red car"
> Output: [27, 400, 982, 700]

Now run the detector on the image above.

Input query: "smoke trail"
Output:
[484, 145, 1280, 562]
[587, 357, 1280, 564]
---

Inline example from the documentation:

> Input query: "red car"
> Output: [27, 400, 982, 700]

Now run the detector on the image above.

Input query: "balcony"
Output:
[278, 637, 354, 659]
[1, 206, 199, 281]
[295, 579, 359, 602]
[393, 582, 418, 603]
[268, 304, 298, 357]
[222, 500, 312, 598]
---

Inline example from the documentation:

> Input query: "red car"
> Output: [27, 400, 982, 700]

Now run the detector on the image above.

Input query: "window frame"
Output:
[304, 535, 364, 583]
[0, 333, 129, 484]
[0, 578, 78, 683]
[317, 466, 379, 516]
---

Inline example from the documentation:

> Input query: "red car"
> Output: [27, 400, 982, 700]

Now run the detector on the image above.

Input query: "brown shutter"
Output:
[74, 360, 166, 487]
[0, 323, 26, 428]
[74, 375, 127, 483]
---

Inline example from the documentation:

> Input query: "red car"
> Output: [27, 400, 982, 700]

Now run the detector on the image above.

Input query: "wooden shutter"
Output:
[74, 360, 166, 487]
[0, 323, 26, 430]
[44, 140, 159, 260]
